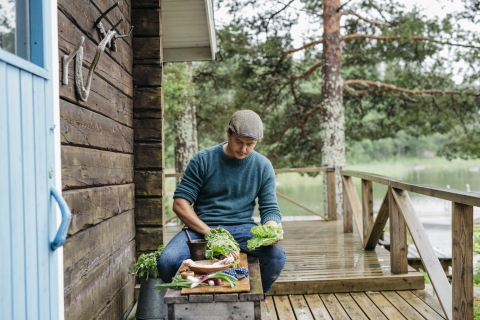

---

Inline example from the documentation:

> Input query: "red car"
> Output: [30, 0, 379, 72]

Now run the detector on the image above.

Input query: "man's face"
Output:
[225, 133, 258, 160]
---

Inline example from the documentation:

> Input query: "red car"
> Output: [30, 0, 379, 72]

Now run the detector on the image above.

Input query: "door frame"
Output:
[48, 0, 63, 318]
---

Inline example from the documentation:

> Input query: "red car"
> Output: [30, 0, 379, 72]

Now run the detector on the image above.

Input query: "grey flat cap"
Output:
[228, 110, 263, 141]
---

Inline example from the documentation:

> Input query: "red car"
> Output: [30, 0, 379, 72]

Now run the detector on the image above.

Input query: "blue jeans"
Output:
[157, 223, 286, 292]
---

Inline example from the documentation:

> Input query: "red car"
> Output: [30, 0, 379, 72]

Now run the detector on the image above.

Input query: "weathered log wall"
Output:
[58, 0, 137, 318]
[132, 0, 166, 255]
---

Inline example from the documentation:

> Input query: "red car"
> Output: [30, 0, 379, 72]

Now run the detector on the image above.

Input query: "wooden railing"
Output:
[165, 167, 337, 222]
[341, 170, 478, 320]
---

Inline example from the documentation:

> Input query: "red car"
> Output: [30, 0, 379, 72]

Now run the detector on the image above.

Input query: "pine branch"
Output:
[342, 34, 429, 42]
[291, 61, 322, 80]
[337, 0, 356, 12]
[343, 79, 476, 96]
[301, 104, 323, 141]
[341, 10, 390, 28]
[341, 34, 480, 49]
[264, 0, 296, 31]
[273, 39, 323, 73]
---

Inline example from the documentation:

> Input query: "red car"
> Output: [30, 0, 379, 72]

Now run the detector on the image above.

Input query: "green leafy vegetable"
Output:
[154, 275, 193, 290]
[247, 225, 283, 250]
[129, 245, 164, 280]
[204, 227, 240, 260]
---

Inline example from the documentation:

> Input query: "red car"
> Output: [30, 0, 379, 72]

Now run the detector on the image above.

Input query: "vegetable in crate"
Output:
[247, 225, 283, 250]
[204, 227, 240, 260]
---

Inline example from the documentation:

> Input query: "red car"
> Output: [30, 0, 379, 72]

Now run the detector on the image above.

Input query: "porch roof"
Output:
[162, 0, 217, 62]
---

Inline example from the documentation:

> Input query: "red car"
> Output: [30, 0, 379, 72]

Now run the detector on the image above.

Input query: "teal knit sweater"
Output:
[173, 143, 282, 225]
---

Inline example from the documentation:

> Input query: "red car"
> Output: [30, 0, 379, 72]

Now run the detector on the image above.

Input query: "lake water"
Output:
[273, 158, 480, 222]
[165, 158, 480, 222]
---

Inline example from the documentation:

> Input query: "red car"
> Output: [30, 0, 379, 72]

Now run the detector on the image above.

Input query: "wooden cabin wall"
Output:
[58, 0, 136, 318]
[132, 0, 166, 256]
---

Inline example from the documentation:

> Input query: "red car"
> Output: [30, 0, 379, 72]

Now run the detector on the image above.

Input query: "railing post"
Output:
[326, 167, 337, 221]
[452, 202, 473, 320]
[389, 187, 408, 274]
[361, 179, 373, 245]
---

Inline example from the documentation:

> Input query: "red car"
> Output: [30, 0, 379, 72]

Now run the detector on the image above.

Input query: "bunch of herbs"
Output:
[129, 245, 165, 280]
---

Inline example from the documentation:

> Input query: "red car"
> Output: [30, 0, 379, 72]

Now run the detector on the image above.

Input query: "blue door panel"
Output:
[0, 61, 13, 320]
[33, 75, 52, 320]
[6, 64, 28, 320]
[1, 60, 59, 319]
[21, 70, 41, 319]
[0, 0, 63, 317]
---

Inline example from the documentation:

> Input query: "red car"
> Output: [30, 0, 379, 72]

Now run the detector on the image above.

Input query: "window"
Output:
[0, 0, 30, 61]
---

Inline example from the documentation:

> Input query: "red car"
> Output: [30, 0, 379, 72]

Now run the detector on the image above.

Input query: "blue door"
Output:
[0, 0, 70, 319]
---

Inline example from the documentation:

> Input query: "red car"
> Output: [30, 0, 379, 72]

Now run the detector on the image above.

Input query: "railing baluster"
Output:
[364, 190, 389, 250]
[452, 202, 473, 320]
[361, 179, 373, 246]
[389, 187, 408, 274]
[342, 176, 353, 233]
[326, 168, 337, 221]
[342, 176, 362, 240]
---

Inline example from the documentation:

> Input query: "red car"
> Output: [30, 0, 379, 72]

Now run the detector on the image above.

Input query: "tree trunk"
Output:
[321, 0, 345, 218]
[174, 62, 198, 177]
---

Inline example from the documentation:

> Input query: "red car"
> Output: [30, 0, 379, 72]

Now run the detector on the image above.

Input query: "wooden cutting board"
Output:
[181, 253, 251, 294]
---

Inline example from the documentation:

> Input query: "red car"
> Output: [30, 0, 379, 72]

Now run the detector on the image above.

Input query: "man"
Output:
[157, 110, 286, 292]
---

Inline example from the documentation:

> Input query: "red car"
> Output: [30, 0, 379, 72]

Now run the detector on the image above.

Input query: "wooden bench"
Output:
[164, 255, 264, 320]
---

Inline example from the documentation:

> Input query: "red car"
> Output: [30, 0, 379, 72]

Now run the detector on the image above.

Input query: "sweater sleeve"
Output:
[173, 153, 204, 204]
[257, 161, 282, 225]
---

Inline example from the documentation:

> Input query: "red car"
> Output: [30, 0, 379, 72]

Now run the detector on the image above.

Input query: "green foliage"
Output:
[474, 226, 480, 254]
[190, 0, 480, 166]
[247, 225, 283, 250]
[129, 245, 165, 280]
[163, 63, 196, 167]
[204, 227, 240, 259]
[475, 298, 480, 320]
[418, 268, 431, 284]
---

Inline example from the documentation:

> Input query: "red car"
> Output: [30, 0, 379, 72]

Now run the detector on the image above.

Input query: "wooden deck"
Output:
[165, 220, 445, 319]
[260, 289, 445, 319]
[269, 220, 424, 295]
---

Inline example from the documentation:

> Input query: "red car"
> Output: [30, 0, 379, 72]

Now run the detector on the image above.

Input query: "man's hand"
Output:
[263, 220, 284, 244]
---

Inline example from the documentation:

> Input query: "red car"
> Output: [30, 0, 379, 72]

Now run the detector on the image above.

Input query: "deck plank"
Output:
[350, 292, 387, 320]
[365, 292, 406, 319]
[260, 296, 278, 320]
[273, 296, 296, 320]
[319, 294, 349, 320]
[289, 295, 314, 320]
[335, 293, 369, 319]
[304, 294, 332, 320]
[396, 290, 445, 320]
[381, 291, 425, 320]
[411, 290, 446, 318]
